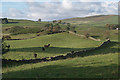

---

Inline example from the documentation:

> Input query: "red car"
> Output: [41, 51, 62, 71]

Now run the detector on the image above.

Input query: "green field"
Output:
[3, 33, 102, 60]
[2, 33, 118, 78]
[2, 15, 118, 41]
[10, 33, 36, 39]
[3, 53, 118, 78]
[2, 15, 119, 78]
[2, 19, 48, 27]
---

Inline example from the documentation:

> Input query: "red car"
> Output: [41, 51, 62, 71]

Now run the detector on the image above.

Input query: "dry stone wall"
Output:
[2, 40, 110, 64]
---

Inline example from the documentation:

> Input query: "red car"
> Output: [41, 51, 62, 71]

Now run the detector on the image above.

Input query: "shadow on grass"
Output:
[10, 47, 88, 54]
[2, 64, 118, 78]
[91, 36, 100, 39]
[8, 22, 19, 24]
[82, 41, 118, 56]
[2, 41, 118, 68]
[9, 41, 118, 55]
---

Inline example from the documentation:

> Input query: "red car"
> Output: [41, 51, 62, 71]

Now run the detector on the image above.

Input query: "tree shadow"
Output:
[2, 64, 118, 78]
[91, 36, 100, 39]
[9, 41, 118, 54]
[2, 41, 118, 68]
[8, 22, 19, 24]
[10, 47, 89, 54]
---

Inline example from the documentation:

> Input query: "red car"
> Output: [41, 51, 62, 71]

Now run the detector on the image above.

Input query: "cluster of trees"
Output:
[52, 20, 62, 23]
[0, 18, 8, 24]
[9, 23, 62, 35]
[2, 35, 11, 40]
[38, 18, 41, 22]
[105, 24, 119, 30]
[66, 23, 76, 33]
[84, 33, 90, 38]
[8, 21, 77, 36]
[2, 36, 10, 54]
[43, 23, 61, 34]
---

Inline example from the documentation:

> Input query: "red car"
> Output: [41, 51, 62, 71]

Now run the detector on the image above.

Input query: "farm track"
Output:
[68, 31, 101, 41]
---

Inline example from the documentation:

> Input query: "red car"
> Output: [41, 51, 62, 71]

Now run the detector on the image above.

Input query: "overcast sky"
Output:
[0, 0, 119, 21]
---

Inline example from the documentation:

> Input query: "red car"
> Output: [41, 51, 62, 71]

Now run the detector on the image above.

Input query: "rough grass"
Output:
[62, 15, 118, 41]
[2, 15, 118, 41]
[2, 35, 118, 78]
[2, 37, 119, 78]
[2, 15, 119, 78]
[2, 33, 118, 78]
[3, 33, 102, 60]
[62, 15, 118, 25]
[76, 27, 118, 41]
[2, 19, 48, 27]
[3, 52, 118, 78]
[11, 33, 37, 39]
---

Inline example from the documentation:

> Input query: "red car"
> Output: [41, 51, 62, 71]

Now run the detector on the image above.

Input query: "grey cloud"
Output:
[2, 1, 118, 21]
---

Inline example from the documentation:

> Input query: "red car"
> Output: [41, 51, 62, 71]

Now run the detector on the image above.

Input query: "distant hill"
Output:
[61, 15, 118, 25]
[2, 19, 49, 27]
[2, 15, 118, 28]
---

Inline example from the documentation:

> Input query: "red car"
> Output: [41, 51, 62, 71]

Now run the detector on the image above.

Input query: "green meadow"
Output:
[3, 33, 102, 60]
[2, 15, 119, 78]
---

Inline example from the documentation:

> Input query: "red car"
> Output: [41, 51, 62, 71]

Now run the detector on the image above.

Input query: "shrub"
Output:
[38, 18, 41, 22]
[105, 24, 118, 30]
[1, 18, 8, 24]
[2, 36, 10, 54]
[66, 27, 70, 31]
[74, 30, 77, 33]
[84, 33, 90, 38]
[3, 35, 11, 40]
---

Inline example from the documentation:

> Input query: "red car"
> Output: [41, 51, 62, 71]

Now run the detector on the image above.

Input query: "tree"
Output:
[84, 33, 90, 38]
[58, 20, 62, 23]
[66, 23, 71, 31]
[2, 35, 11, 40]
[52, 24, 61, 33]
[49, 23, 54, 32]
[2, 18, 8, 24]
[53, 20, 57, 23]
[66, 27, 70, 31]
[2, 36, 10, 54]
[105, 24, 119, 30]
[74, 30, 77, 33]
[67, 23, 70, 27]
[71, 26, 76, 32]
[38, 18, 41, 22]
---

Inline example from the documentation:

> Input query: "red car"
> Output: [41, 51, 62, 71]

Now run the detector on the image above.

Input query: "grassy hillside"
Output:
[11, 33, 37, 39]
[62, 15, 118, 25]
[2, 15, 118, 78]
[2, 15, 118, 28]
[3, 52, 118, 78]
[3, 33, 102, 60]
[2, 33, 118, 78]
[2, 19, 48, 27]
[2, 15, 118, 40]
